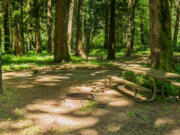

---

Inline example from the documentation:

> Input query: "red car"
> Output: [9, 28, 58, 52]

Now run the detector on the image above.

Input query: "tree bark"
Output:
[173, 1, 180, 48]
[107, 0, 116, 59]
[75, 0, 85, 58]
[67, 0, 75, 54]
[54, 0, 71, 63]
[126, 0, 137, 57]
[3, 0, 11, 54]
[0, 29, 3, 95]
[104, 6, 109, 49]
[47, 0, 52, 53]
[14, 16, 23, 56]
[26, 0, 33, 50]
[34, 0, 42, 53]
[20, 0, 25, 54]
[149, 0, 174, 71]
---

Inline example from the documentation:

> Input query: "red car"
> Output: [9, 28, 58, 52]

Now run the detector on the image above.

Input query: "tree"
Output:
[149, 0, 174, 71]
[107, 0, 116, 59]
[20, 0, 25, 54]
[54, 0, 71, 63]
[47, 0, 52, 53]
[75, 0, 86, 58]
[104, 3, 109, 49]
[3, 0, 11, 54]
[67, 0, 75, 54]
[126, 0, 137, 57]
[173, 0, 180, 48]
[0, 29, 2, 95]
[34, 0, 42, 53]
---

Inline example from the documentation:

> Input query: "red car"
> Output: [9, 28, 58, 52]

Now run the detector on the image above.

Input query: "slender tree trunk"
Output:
[67, 0, 75, 54]
[75, 0, 85, 58]
[126, 0, 137, 56]
[173, 1, 180, 48]
[149, 0, 174, 71]
[107, 0, 116, 59]
[20, 0, 25, 54]
[47, 0, 52, 53]
[54, 0, 71, 63]
[104, 6, 109, 49]
[0, 29, 2, 95]
[27, 0, 35, 50]
[3, 0, 11, 54]
[34, 0, 42, 53]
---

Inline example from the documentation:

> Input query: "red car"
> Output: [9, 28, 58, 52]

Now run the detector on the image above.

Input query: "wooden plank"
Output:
[114, 63, 180, 87]
[109, 76, 152, 93]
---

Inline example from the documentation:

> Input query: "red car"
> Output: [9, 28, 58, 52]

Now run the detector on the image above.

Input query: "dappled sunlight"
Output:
[80, 129, 98, 135]
[1, 66, 180, 135]
[154, 118, 175, 127]
[165, 129, 180, 135]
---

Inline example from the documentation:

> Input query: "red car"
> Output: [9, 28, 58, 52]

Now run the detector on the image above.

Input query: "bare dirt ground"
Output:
[0, 63, 180, 135]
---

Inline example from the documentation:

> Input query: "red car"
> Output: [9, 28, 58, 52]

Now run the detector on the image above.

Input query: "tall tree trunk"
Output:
[0, 29, 2, 95]
[173, 1, 180, 48]
[54, 0, 71, 63]
[3, 0, 11, 54]
[47, 0, 52, 53]
[104, 6, 109, 49]
[34, 0, 42, 53]
[149, 0, 174, 71]
[126, 0, 137, 57]
[27, 0, 35, 50]
[75, 0, 85, 58]
[14, 16, 23, 56]
[84, 0, 93, 60]
[20, 0, 25, 54]
[107, 0, 116, 59]
[67, 0, 75, 54]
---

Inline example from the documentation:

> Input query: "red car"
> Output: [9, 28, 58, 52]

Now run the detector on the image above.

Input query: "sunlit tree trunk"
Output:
[75, 0, 85, 58]
[54, 0, 71, 63]
[149, 0, 174, 71]
[107, 0, 115, 59]
[47, 0, 52, 53]
[34, 0, 42, 53]
[173, 1, 180, 48]
[3, 0, 11, 54]
[67, 0, 75, 54]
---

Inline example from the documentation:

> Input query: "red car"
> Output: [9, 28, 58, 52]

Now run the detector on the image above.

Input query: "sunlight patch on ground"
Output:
[108, 98, 133, 107]
[80, 129, 98, 135]
[154, 118, 174, 127]
[165, 129, 180, 135]
[107, 123, 121, 132]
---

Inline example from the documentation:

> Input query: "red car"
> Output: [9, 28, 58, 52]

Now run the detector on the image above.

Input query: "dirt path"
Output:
[0, 64, 180, 135]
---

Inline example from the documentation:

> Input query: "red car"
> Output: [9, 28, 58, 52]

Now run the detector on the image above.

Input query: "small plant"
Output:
[23, 126, 42, 135]
[126, 111, 135, 118]
[80, 100, 99, 113]
[15, 108, 23, 119]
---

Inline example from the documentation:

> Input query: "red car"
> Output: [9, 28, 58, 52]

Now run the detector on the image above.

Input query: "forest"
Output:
[0, 0, 180, 135]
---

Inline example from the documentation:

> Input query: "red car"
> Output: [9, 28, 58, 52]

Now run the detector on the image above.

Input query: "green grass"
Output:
[2, 52, 54, 71]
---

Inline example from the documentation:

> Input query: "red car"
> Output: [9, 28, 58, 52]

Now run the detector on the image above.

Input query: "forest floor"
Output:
[0, 55, 180, 135]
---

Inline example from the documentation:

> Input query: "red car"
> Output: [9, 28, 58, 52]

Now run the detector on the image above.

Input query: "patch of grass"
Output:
[80, 100, 99, 113]
[126, 111, 135, 118]
[23, 126, 42, 135]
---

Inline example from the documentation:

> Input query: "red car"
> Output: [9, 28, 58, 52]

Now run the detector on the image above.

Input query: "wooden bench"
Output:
[107, 63, 180, 102]
[107, 76, 156, 102]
